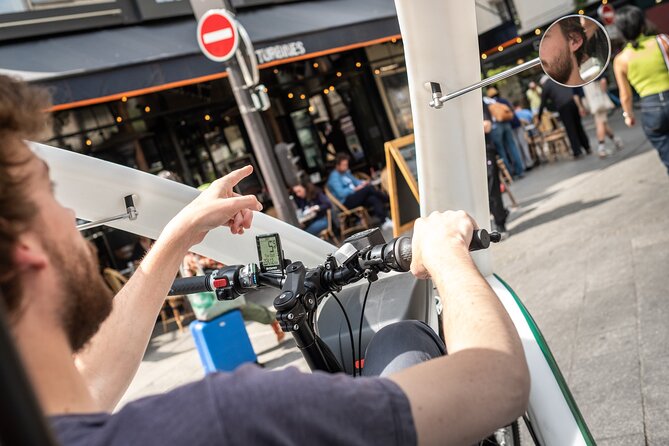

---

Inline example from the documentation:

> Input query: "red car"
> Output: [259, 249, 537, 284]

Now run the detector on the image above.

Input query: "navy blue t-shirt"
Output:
[50, 365, 417, 446]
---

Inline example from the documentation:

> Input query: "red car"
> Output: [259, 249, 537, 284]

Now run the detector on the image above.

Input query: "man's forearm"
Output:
[75, 232, 191, 411]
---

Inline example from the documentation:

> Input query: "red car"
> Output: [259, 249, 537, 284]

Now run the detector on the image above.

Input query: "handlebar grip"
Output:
[169, 275, 211, 296]
[469, 229, 491, 251]
[396, 237, 413, 272]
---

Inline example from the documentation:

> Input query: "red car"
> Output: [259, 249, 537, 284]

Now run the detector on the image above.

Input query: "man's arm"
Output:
[573, 94, 587, 117]
[389, 211, 530, 446]
[74, 166, 262, 411]
[536, 85, 548, 123]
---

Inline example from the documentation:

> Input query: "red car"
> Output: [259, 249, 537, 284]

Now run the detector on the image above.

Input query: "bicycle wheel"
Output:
[478, 420, 520, 446]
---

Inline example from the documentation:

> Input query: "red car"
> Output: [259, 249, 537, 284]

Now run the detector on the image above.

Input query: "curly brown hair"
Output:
[0, 75, 51, 315]
[558, 17, 588, 65]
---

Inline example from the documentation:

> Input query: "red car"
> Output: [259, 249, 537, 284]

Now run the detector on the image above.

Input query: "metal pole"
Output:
[430, 57, 541, 106]
[189, 0, 298, 226]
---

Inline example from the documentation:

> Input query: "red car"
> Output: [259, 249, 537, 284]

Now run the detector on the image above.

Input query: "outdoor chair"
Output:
[318, 209, 340, 246]
[324, 186, 370, 239]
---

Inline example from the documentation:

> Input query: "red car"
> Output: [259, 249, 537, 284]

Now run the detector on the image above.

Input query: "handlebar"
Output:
[168, 228, 498, 298]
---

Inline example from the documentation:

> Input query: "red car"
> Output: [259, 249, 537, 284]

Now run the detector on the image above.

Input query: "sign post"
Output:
[191, 0, 298, 226]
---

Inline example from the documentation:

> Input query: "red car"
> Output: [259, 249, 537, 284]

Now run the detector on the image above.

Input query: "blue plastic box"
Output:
[189, 309, 257, 373]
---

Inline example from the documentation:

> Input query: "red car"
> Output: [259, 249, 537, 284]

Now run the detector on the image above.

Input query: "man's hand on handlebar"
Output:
[410, 210, 477, 280]
[162, 165, 263, 247]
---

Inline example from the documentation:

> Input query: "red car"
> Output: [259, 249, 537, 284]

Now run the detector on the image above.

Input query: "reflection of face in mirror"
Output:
[540, 15, 611, 87]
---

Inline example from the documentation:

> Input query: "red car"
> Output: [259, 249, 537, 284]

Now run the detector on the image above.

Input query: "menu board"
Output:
[384, 134, 420, 237]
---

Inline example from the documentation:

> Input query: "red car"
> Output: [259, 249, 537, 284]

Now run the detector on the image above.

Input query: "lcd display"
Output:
[256, 234, 283, 272]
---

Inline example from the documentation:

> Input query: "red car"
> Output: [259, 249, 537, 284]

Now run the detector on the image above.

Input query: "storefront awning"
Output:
[0, 0, 399, 107]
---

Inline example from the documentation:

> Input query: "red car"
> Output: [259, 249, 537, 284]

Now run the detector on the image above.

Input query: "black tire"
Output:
[477, 420, 521, 446]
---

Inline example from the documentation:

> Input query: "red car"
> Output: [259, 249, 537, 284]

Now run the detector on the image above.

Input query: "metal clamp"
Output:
[77, 194, 138, 231]
[427, 57, 541, 108]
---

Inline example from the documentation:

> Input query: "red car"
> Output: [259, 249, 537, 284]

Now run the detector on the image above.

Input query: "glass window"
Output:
[0, 0, 28, 13]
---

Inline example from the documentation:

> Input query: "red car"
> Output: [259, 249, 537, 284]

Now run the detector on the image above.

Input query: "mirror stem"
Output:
[429, 57, 541, 108]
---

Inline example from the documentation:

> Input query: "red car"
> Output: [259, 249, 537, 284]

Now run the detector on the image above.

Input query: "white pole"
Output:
[394, 0, 492, 275]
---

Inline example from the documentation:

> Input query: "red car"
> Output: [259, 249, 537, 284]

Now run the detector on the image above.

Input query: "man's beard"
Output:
[545, 45, 574, 85]
[44, 236, 114, 352]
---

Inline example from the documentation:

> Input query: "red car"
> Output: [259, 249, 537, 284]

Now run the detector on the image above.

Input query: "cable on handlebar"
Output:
[328, 292, 357, 378]
[357, 281, 373, 376]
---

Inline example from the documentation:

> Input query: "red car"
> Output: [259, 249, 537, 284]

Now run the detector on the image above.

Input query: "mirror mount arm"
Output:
[428, 57, 541, 108]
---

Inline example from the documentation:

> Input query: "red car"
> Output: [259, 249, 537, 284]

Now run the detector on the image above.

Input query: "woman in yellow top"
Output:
[613, 6, 669, 175]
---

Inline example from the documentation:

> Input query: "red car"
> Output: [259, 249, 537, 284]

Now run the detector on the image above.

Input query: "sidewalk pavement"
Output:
[120, 114, 669, 446]
[493, 113, 669, 445]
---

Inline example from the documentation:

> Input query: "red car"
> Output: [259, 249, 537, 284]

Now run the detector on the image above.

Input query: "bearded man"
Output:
[540, 16, 587, 86]
[0, 75, 529, 446]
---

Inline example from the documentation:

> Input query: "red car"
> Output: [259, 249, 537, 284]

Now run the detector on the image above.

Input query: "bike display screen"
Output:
[256, 233, 284, 273]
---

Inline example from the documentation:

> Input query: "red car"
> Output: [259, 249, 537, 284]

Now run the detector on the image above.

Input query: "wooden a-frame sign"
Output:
[384, 134, 420, 237]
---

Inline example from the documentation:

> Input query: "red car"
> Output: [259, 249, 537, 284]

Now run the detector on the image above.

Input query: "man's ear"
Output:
[569, 33, 584, 53]
[12, 234, 49, 273]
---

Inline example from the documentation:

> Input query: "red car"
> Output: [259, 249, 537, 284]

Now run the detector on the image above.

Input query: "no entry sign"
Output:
[197, 9, 239, 62]
[598, 4, 615, 26]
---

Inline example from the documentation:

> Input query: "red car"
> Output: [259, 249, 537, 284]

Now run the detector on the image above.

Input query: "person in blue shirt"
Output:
[327, 153, 391, 227]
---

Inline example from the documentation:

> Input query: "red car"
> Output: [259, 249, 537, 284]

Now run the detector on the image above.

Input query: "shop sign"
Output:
[255, 41, 306, 64]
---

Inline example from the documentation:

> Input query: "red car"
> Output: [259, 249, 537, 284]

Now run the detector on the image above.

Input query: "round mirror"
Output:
[539, 15, 611, 87]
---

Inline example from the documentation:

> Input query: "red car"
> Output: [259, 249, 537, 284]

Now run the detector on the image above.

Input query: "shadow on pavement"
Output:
[257, 337, 297, 357]
[261, 350, 305, 369]
[510, 196, 619, 236]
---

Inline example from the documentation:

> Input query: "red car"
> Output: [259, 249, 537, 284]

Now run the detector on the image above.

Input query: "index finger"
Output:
[209, 165, 254, 194]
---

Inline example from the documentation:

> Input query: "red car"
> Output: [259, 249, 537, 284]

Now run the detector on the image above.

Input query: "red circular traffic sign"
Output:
[197, 9, 239, 62]
[598, 4, 615, 26]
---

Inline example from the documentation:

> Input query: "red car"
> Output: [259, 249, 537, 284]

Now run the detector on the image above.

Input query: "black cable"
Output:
[329, 292, 357, 377]
[357, 282, 373, 376]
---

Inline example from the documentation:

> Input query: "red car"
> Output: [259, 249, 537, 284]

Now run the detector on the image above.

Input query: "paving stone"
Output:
[596, 433, 645, 446]
[578, 284, 637, 336]
[573, 324, 637, 363]
[646, 406, 669, 446]
[641, 356, 669, 412]
[578, 395, 644, 441]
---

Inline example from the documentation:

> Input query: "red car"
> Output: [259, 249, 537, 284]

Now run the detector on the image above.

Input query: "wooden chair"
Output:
[324, 187, 370, 239]
[160, 296, 193, 334]
[496, 158, 514, 184]
[318, 209, 340, 245]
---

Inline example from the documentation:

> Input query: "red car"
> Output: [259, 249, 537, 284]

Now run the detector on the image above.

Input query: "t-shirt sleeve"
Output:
[208, 365, 417, 446]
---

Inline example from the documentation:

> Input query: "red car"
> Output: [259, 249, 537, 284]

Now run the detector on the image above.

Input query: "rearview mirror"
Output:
[539, 15, 611, 87]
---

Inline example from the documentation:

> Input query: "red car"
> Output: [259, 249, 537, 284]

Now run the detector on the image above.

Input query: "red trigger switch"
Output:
[213, 278, 229, 288]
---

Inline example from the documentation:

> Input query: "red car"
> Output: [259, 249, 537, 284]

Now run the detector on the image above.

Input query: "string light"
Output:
[481, 54, 488, 60]
[263, 87, 268, 93]
[602, 0, 608, 4]
[535, 28, 542, 35]
[355, 62, 362, 68]
[273, 68, 279, 74]
[116, 116, 123, 123]
[204, 114, 211, 121]
[323, 89, 329, 95]
[374, 69, 381, 75]
[516, 37, 522, 44]
[299, 94, 306, 100]
[121, 96, 127, 102]
[308, 106, 315, 113]
[329, 86, 335, 91]
[391, 37, 397, 43]
[578, 9, 584, 14]
[313, 62, 319, 68]
[498, 46, 504, 52]
[144, 106, 151, 113]
[288, 92, 294, 99]
[85, 139, 92, 146]
[336, 72, 342, 77]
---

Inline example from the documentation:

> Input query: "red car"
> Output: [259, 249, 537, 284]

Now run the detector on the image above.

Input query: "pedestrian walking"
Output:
[485, 87, 525, 178]
[483, 101, 509, 238]
[613, 5, 669, 175]
[537, 78, 592, 158]
[580, 75, 624, 157]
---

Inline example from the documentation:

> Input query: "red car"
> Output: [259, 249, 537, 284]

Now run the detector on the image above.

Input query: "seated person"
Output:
[0, 75, 529, 446]
[327, 153, 391, 228]
[291, 182, 333, 236]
